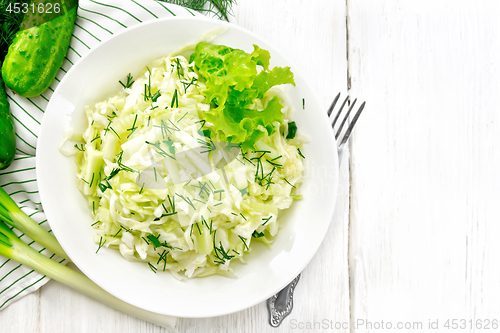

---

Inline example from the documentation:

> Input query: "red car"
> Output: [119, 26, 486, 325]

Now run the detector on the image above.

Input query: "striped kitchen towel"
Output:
[0, 0, 234, 312]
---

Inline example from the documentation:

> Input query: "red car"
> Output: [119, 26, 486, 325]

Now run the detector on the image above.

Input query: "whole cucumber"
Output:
[0, 75, 16, 170]
[1, 1, 77, 98]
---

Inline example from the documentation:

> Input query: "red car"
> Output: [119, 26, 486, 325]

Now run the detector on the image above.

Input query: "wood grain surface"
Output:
[3, 0, 500, 332]
[347, 1, 500, 332]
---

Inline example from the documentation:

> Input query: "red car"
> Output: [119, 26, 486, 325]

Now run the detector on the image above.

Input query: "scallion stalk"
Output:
[0, 187, 69, 261]
[0, 221, 177, 330]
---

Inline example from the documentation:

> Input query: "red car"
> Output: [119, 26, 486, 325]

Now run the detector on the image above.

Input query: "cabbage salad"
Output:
[69, 42, 305, 279]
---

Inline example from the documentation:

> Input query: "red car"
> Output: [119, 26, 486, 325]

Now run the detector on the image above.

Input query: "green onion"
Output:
[0, 189, 176, 328]
[0, 187, 68, 260]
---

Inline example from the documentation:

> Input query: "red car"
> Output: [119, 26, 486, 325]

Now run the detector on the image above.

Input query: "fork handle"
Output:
[267, 274, 301, 327]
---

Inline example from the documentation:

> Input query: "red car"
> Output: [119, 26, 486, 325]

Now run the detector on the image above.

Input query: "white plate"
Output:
[36, 17, 338, 318]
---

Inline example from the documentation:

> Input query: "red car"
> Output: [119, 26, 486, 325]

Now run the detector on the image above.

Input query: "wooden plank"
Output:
[37, 267, 168, 333]
[347, 1, 500, 331]
[2, 291, 40, 333]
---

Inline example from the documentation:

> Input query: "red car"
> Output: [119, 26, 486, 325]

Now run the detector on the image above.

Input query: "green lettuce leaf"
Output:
[191, 42, 295, 150]
[204, 96, 285, 150]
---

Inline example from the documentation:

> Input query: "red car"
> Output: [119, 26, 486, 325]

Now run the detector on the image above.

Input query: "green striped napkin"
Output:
[0, 0, 233, 313]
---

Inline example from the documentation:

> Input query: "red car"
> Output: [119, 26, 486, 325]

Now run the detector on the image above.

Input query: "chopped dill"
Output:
[74, 143, 85, 152]
[148, 263, 157, 273]
[163, 139, 175, 154]
[96, 237, 106, 253]
[143, 68, 153, 101]
[201, 217, 209, 230]
[174, 58, 184, 77]
[109, 126, 120, 139]
[177, 111, 189, 123]
[157, 250, 168, 271]
[252, 230, 265, 238]
[116, 151, 136, 173]
[243, 156, 255, 166]
[175, 193, 196, 210]
[192, 198, 206, 205]
[121, 226, 132, 233]
[197, 137, 215, 154]
[99, 168, 120, 193]
[283, 178, 296, 188]
[151, 90, 161, 102]
[145, 141, 176, 160]
[167, 119, 180, 131]
[162, 242, 181, 251]
[262, 216, 272, 226]
[195, 222, 201, 234]
[181, 76, 198, 93]
[266, 159, 282, 168]
[214, 189, 225, 201]
[167, 194, 176, 213]
[157, 0, 236, 22]
[171, 89, 179, 108]
[238, 235, 249, 250]
[90, 134, 101, 143]
[126, 114, 139, 138]
[212, 230, 235, 264]
[119, 73, 135, 89]
[112, 228, 122, 238]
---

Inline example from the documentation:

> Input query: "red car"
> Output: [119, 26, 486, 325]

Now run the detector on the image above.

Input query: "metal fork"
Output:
[266, 93, 366, 327]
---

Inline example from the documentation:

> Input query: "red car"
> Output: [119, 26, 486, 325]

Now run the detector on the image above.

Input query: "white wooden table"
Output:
[3, 0, 500, 332]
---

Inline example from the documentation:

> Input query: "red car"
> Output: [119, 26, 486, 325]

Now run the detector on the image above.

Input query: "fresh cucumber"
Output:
[0, 75, 16, 170]
[1, 0, 77, 97]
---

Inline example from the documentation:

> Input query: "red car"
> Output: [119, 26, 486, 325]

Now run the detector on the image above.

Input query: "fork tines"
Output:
[328, 92, 366, 146]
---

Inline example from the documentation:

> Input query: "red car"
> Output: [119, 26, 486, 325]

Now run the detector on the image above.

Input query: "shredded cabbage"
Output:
[70, 43, 304, 279]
